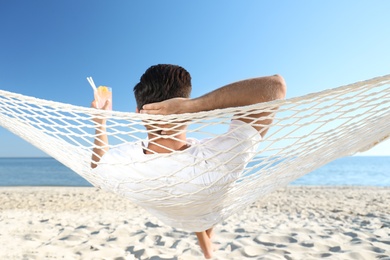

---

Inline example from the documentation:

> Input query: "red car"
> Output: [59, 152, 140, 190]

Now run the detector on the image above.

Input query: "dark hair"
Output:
[133, 64, 192, 110]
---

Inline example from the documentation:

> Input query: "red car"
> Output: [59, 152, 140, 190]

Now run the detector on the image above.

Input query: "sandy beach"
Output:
[1, 186, 389, 260]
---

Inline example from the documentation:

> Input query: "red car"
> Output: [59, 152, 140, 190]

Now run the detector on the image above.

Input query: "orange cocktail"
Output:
[96, 86, 112, 110]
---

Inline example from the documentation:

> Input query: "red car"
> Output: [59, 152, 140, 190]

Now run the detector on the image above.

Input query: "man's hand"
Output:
[91, 99, 111, 110]
[91, 99, 111, 125]
[141, 98, 190, 115]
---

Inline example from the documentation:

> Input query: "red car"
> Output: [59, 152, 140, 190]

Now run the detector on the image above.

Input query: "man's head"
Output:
[133, 64, 192, 110]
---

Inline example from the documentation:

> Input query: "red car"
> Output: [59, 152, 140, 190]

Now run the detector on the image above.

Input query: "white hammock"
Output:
[1, 75, 390, 231]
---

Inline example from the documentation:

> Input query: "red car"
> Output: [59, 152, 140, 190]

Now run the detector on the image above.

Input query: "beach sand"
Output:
[1, 186, 389, 260]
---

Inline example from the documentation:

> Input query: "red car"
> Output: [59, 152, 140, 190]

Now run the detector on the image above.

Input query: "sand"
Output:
[0, 186, 389, 259]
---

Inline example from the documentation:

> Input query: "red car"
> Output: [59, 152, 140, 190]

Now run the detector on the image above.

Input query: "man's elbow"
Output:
[273, 74, 287, 100]
[91, 156, 99, 169]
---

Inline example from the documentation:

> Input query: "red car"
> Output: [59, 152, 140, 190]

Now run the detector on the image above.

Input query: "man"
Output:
[91, 64, 286, 259]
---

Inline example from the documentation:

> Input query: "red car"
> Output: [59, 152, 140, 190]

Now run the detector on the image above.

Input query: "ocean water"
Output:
[0, 156, 389, 187]
[0, 158, 91, 187]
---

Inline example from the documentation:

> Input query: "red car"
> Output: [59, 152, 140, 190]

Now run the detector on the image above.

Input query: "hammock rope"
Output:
[1, 74, 389, 231]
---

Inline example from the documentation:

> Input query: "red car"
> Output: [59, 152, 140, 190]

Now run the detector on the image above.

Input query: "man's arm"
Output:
[91, 100, 110, 169]
[142, 74, 286, 137]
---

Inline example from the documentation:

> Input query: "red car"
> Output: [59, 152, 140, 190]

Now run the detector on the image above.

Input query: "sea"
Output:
[0, 156, 389, 187]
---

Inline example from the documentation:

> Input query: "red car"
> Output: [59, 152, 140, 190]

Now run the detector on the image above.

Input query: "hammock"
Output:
[1, 75, 390, 231]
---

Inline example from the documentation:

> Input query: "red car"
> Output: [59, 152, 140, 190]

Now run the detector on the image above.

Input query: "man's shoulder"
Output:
[114, 141, 141, 150]
[230, 120, 261, 139]
[194, 120, 260, 142]
[106, 141, 143, 159]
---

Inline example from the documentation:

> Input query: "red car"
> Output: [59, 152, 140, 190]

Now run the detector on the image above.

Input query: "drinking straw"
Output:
[87, 77, 100, 106]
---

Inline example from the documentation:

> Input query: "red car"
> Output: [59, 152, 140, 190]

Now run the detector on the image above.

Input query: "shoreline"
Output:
[1, 186, 389, 259]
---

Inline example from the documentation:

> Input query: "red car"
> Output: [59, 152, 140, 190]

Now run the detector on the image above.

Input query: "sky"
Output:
[1, 0, 389, 157]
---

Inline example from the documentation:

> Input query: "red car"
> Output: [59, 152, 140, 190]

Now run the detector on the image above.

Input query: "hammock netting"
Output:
[1, 75, 389, 231]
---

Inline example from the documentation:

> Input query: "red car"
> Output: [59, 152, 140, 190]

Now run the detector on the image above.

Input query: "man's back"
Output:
[93, 120, 260, 231]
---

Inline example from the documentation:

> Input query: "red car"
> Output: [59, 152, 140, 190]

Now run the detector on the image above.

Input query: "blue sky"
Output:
[1, 1, 389, 157]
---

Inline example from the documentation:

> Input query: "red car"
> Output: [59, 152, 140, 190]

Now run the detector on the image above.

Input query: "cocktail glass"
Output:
[96, 86, 112, 110]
